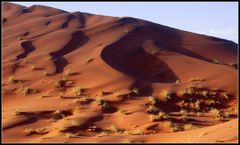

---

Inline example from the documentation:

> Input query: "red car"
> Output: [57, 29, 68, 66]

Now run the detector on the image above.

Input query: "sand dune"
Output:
[2, 3, 238, 143]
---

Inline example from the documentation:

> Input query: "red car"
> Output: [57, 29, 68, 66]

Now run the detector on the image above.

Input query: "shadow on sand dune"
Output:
[50, 30, 89, 74]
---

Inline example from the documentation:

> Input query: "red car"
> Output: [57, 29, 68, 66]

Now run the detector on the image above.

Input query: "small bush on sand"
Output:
[132, 88, 140, 95]
[22, 87, 39, 96]
[74, 87, 82, 96]
[147, 105, 159, 114]
[161, 90, 172, 101]
[96, 98, 110, 110]
[171, 123, 181, 132]
[24, 128, 48, 136]
[184, 123, 193, 130]
[149, 96, 158, 105]
[52, 110, 65, 120]
[110, 124, 120, 133]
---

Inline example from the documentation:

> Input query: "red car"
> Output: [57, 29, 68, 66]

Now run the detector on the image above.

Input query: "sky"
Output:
[12, 2, 238, 43]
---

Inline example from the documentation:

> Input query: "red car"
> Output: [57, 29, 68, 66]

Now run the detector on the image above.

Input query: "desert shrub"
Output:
[149, 96, 158, 105]
[71, 120, 81, 127]
[110, 124, 120, 133]
[184, 123, 193, 130]
[96, 98, 110, 110]
[147, 105, 159, 114]
[161, 90, 172, 101]
[201, 90, 208, 97]
[24, 128, 48, 136]
[222, 92, 230, 99]
[194, 100, 201, 111]
[52, 110, 66, 120]
[54, 80, 65, 88]
[132, 88, 140, 95]
[74, 87, 82, 96]
[180, 109, 188, 121]
[171, 123, 181, 132]
[7, 76, 17, 84]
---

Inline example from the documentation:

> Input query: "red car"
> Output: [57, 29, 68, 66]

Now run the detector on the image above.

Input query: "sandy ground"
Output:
[2, 3, 238, 143]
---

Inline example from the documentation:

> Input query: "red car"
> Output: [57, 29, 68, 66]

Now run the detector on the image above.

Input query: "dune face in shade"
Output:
[2, 2, 238, 143]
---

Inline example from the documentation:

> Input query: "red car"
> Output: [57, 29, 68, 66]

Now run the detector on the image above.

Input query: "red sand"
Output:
[2, 3, 238, 143]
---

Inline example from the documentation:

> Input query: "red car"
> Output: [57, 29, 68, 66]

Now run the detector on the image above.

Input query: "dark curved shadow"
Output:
[101, 27, 179, 84]
[61, 14, 77, 28]
[61, 12, 86, 28]
[16, 41, 36, 60]
[3, 116, 38, 131]
[49, 31, 89, 74]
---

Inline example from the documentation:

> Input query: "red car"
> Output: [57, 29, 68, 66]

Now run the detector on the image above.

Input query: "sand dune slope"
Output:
[2, 3, 238, 143]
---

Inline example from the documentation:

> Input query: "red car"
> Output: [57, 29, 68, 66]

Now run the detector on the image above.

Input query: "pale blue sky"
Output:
[12, 2, 238, 43]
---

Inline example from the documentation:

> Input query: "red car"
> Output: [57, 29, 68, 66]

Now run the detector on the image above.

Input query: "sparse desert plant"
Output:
[180, 109, 188, 121]
[157, 111, 169, 119]
[97, 131, 108, 137]
[205, 99, 216, 106]
[110, 124, 120, 133]
[150, 111, 169, 121]
[132, 88, 140, 95]
[186, 87, 195, 95]
[24, 128, 48, 136]
[164, 121, 173, 128]
[180, 109, 187, 115]
[22, 87, 31, 96]
[54, 80, 65, 88]
[71, 120, 81, 127]
[161, 90, 172, 101]
[7, 76, 17, 84]
[176, 79, 180, 83]
[96, 98, 110, 110]
[222, 92, 230, 99]
[74, 97, 91, 104]
[52, 110, 65, 120]
[149, 96, 158, 105]
[73, 87, 82, 96]
[201, 90, 209, 97]
[184, 123, 193, 130]
[171, 123, 181, 132]
[210, 108, 224, 120]
[194, 100, 201, 111]
[147, 105, 159, 114]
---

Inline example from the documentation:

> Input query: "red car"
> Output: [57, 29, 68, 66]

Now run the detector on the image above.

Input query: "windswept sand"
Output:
[2, 3, 238, 143]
